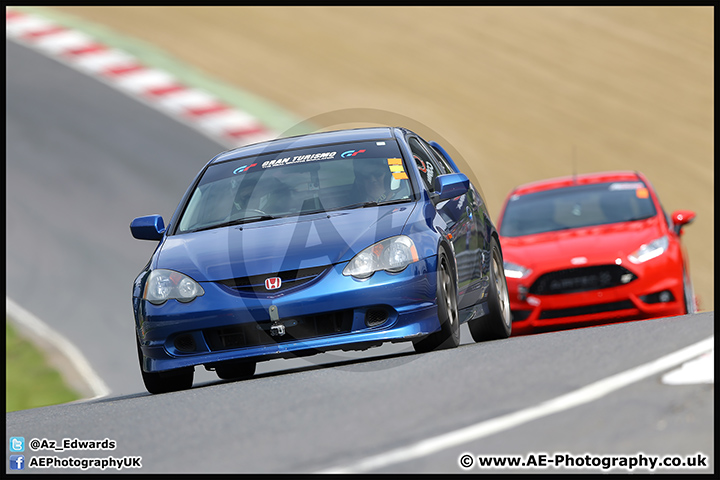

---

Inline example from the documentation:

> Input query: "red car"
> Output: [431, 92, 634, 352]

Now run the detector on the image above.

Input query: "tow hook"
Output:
[269, 305, 285, 337]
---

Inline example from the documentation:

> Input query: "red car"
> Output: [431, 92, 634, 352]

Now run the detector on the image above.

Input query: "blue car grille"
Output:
[204, 310, 354, 350]
[215, 265, 329, 295]
[529, 265, 637, 295]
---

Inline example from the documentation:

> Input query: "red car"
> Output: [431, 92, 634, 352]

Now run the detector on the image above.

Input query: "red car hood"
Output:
[500, 217, 665, 271]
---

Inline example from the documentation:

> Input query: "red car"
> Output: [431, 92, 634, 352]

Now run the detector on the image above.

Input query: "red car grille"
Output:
[539, 300, 636, 320]
[529, 265, 637, 295]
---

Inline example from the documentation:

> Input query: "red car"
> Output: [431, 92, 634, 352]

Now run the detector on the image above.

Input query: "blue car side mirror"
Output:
[432, 173, 470, 203]
[130, 215, 166, 241]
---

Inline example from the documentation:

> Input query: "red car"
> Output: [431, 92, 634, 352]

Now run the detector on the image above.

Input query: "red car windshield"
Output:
[500, 181, 658, 237]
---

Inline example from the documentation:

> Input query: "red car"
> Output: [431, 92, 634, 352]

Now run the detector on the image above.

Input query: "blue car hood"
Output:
[157, 205, 416, 281]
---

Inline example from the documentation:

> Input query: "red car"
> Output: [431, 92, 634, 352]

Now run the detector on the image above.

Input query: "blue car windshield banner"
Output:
[203, 140, 403, 180]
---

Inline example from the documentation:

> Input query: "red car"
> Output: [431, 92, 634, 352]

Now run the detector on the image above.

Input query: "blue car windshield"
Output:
[499, 181, 658, 237]
[177, 140, 414, 233]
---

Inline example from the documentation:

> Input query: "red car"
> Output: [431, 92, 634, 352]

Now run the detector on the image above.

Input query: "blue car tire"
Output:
[469, 238, 512, 341]
[413, 248, 460, 352]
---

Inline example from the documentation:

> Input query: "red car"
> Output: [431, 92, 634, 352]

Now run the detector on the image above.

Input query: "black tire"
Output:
[137, 339, 194, 394]
[215, 361, 257, 380]
[469, 238, 512, 342]
[413, 248, 460, 353]
[683, 269, 696, 314]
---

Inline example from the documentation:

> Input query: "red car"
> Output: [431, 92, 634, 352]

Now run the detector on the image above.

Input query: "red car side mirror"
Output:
[671, 210, 695, 235]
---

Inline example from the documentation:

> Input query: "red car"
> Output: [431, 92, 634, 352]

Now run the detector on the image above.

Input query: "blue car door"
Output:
[408, 136, 487, 310]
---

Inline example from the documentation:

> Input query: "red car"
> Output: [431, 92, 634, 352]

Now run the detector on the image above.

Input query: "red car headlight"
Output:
[628, 236, 669, 264]
[504, 261, 532, 279]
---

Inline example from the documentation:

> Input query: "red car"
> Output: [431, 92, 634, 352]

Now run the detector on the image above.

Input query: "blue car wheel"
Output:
[469, 238, 512, 341]
[413, 248, 460, 352]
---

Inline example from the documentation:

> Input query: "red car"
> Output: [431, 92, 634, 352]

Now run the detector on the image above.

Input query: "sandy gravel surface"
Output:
[49, 6, 714, 310]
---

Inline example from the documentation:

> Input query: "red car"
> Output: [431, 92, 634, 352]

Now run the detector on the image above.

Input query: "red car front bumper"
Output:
[506, 261, 687, 335]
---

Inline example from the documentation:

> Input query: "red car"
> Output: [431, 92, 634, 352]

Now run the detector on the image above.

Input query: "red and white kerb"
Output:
[6, 7, 277, 148]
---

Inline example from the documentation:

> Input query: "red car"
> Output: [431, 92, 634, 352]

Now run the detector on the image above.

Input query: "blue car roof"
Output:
[212, 127, 399, 164]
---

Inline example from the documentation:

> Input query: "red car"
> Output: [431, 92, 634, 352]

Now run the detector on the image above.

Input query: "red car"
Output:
[497, 171, 696, 335]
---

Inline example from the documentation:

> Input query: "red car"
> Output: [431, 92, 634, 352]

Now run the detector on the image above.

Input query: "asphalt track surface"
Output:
[5, 38, 714, 474]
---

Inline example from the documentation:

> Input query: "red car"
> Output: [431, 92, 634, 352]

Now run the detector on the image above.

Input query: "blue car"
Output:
[131, 127, 511, 393]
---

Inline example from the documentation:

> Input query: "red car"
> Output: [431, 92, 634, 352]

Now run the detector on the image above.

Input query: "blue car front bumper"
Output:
[135, 258, 441, 372]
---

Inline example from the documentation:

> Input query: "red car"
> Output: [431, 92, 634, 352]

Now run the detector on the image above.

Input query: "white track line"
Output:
[662, 349, 714, 385]
[6, 297, 111, 400]
[319, 335, 714, 473]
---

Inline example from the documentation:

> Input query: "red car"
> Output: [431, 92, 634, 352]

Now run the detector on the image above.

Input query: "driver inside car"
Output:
[353, 160, 395, 203]
[233, 177, 288, 216]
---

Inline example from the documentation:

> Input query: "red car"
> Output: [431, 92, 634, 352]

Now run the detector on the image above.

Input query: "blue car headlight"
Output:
[343, 235, 419, 280]
[144, 269, 205, 305]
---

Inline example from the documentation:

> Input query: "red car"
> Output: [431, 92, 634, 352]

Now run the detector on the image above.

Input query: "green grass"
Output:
[6, 319, 81, 412]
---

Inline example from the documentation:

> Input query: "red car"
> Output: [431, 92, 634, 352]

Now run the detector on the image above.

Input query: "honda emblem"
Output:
[265, 277, 282, 290]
